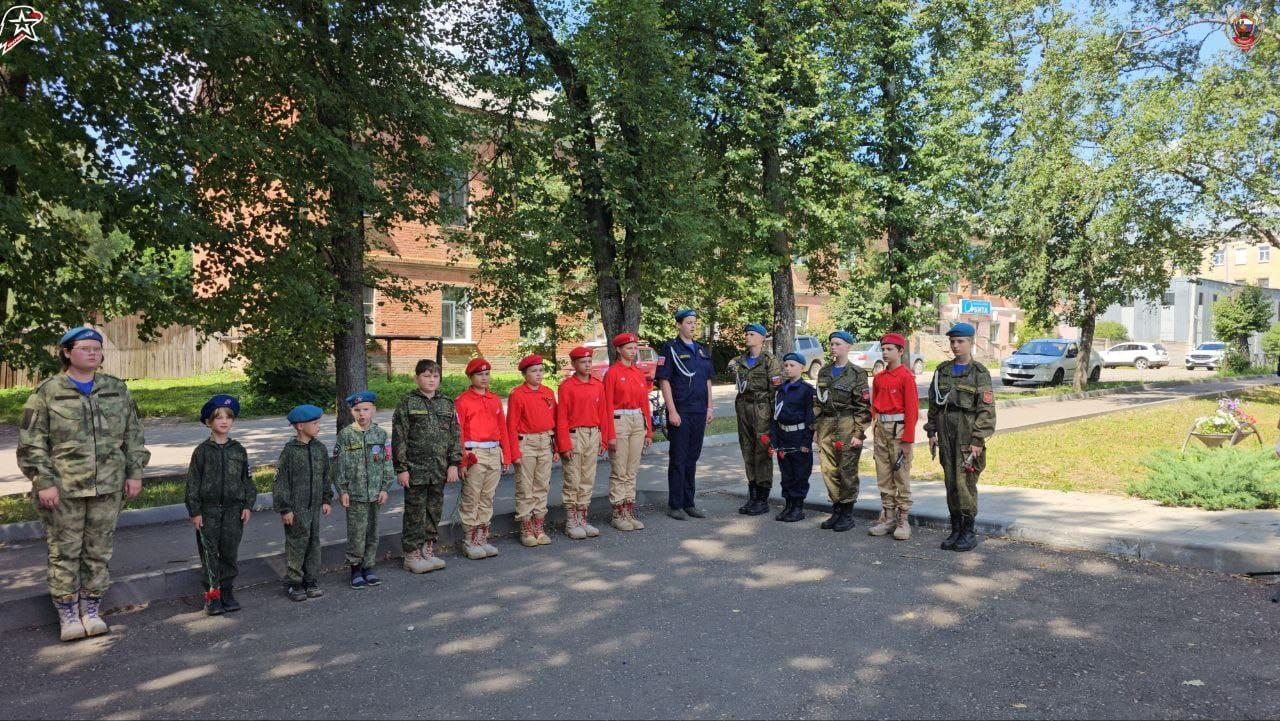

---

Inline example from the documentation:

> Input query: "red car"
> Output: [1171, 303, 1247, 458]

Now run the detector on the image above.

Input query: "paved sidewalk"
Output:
[2, 375, 1273, 496]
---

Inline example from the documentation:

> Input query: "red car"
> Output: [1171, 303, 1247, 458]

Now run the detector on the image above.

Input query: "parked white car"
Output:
[848, 341, 927, 376]
[1184, 341, 1227, 370]
[1000, 338, 1103, 386]
[1101, 342, 1170, 370]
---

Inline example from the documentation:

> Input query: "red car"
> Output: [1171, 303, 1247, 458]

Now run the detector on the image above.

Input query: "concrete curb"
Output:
[708, 486, 1280, 576]
[993, 374, 1276, 409]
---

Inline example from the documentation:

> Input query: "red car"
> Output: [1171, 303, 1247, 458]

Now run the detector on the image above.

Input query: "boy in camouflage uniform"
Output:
[17, 326, 150, 641]
[335, 390, 393, 589]
[729, 322, 782, 516]
[186, 394, 256, 615]
[392, 359, 462, 574]
[274, 404, 333, 601]
[813, 331, 872, 532]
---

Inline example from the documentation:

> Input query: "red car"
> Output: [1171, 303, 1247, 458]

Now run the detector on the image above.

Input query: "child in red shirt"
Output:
[869, 333, 919, 540]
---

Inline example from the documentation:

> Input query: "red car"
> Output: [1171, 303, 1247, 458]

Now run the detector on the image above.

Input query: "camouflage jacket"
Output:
[728, 351, 782, 406]
[272, 438, 334, 514]
[333, 422, 393, 501]
[391, 390, 463, 485]
[924, 360, 997, 447]
[185, 437, 256, 516]
[16, 372, 150, 498]
[814, 363, 872, 439]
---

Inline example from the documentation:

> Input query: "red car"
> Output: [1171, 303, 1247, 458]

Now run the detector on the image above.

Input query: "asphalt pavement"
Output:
[0, 493, 1274, 720]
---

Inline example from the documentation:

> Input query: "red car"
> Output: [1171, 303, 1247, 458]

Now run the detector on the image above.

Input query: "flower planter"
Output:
[1182, 423, 1262, 453]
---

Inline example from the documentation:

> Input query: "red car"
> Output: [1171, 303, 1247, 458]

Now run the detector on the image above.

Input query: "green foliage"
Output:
[1217, 364, 1272, 379]
[1013, 321, 1057, 347]
[1132, 447, 1280, 510]
[1261, 324, 1280, 361]
[1212, 284, 1271, 360]
[1094, 320, 1128, 343]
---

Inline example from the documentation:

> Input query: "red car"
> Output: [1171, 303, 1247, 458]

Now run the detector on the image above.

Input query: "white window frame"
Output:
[441, 286, 472, 343]
[1260, 245, 1271, 263]
[362, 286, 376, 336]
[1235, 245, 1248, 265]
[794, 306, 809, 332]
[1212, 250, 1225, 266]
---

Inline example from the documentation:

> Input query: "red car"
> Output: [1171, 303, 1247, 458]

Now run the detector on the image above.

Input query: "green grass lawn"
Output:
[0, 370, 550, 425]
[863, 385, 1280, 497]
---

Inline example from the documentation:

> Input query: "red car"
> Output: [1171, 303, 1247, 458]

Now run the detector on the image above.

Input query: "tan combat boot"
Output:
[535, 515, 552, 545]
[79, 592, 109, 637]
[480, 524, 499, 557]
[611, 503, 635, 531]
[403, 548, 431, 574]
[579, 505, 600, 537]
[53, 595, 86, 642]
[868, 507, 895, 536]
[463, 526, 487, 560]
[422, 540, 446, 571]
[565, 505, 586, 540]
[626, 501, 645, 530]
[892, 508, 912, 540]
[519, 517, 540, 547]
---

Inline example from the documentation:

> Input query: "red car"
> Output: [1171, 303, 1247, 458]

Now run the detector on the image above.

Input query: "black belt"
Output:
[517, 431, 553, 440]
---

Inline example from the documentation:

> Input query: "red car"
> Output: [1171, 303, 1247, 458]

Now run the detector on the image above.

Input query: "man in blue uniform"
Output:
[656, 309, 715, 519]
[770, 352, 816, 522]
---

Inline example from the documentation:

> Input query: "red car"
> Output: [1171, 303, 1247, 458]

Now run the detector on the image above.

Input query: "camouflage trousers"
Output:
[815, 414, 862, 505]
[284, 508, 321, 586]
[196, 505, 246, 590]
[937, 420, 986, 516]
[402, 482, 444, 552]
[735, 399, 773, 490]
[344, 501, 380, 568]
[36, 490, 125, 599]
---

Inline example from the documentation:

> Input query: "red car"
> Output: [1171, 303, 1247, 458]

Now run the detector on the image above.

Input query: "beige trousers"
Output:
[562, 426, 601, 507]
[873, 420, 913, 512]
[514, 431, 554, 520]
[460, 446, 502, 527]
[608, 413, 646, 504]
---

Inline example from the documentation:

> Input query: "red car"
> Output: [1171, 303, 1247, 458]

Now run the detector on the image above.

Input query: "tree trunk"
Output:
[1073, 302, 1097, 391]
[0, 68, 29, 339]
[762, 142, 796, 356]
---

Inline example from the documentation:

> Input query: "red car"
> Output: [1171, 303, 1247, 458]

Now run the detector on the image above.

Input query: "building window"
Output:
[1212, 250, 1225, 266]
[441, 286, 471, 341]
[438, 167, 470, 228]
[794, 306, 809, 332]
[1260, 245, 1271, 263]
[1259, 278, 1270, 288]
[1162, 292, 1175, 307]
[1235, 246, 1248, 265]
[989, 322, 999, 344]
[362, 286, 376, 336]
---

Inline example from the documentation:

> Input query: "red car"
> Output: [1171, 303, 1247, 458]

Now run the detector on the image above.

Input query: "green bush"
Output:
[1223, 346, 1254, 373]
[1093, 320, 1128, 343]
[1130, 446, 1280, 510]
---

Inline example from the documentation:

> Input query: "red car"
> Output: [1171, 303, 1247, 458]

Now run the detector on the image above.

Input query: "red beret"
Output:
[465, 357, 491, 376]
[568, 346, 593, 361]
[517, 354, 544, 372]
[612, 332, 639, 347]
[880, 333, 907, 349]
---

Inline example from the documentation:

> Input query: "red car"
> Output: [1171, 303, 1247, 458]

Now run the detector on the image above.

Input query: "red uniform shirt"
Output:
[603, 362, 652, 439]
[556, 374, 615, 454]
[455, 387, 513, 465]
[871, 363, 919, 443]
[506, 383, 557, 463]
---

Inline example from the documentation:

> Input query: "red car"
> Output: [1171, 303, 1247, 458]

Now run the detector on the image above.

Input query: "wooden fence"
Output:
[1, 316, 239, 389]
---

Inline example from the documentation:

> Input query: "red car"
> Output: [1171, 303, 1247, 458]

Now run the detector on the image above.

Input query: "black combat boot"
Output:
[940, 513, 962, 550]
[774, 497, 790, 521]
[832, 503, 857, 532]
[746, 486, 771, 516]
[952, 513, 978, 552]
[204, 591, 224, 616]
[820, 503, 840, 530]
[219, 584, 241, 612]
[781, 498, 804, 522]
[738, 485, 755, 514]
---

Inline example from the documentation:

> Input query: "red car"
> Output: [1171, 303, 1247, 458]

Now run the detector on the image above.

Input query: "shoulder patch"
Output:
[861, 389, 870, 400]
[982, 391, 993, 404]
[771, 376, 782, 386]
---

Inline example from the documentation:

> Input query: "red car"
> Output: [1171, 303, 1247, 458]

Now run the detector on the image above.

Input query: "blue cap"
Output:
[782, 352, 806, 365]
[345, 390, 377, 407]
[946, 322, 976, 338]
[200, 394, 240, 423]
[59, 326, 103, 346]
[743, 323, 768, 337]
[674, 309, 698, 323]
[828, 330, 853, 345]
[287, 404, 324, 424]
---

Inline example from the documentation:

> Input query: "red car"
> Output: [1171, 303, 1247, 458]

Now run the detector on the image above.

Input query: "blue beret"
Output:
[674, 309, 698, 323]
[345, 391, 377, 406]
[287, 404, 324, 424]
[200, 394, 240, 423]
[946, 322, 976, 338]
[743, 323, 768, 337]
[828, 330, 854, 345]
[782, 352, 806, 365]
[59, 326, 103, 346]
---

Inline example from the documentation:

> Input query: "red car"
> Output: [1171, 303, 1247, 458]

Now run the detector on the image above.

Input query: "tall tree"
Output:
[173, 0, 467, 427]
